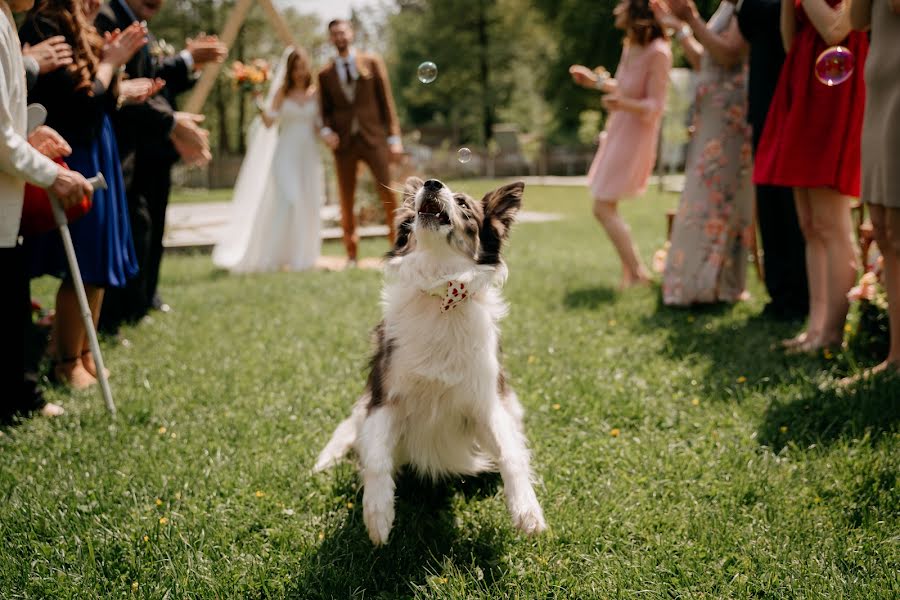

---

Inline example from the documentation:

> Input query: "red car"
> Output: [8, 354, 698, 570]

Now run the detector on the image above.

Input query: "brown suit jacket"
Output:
[318, 51, 401, 152]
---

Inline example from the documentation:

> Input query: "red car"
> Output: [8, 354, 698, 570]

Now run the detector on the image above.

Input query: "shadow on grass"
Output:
[758, 375, 900, 449]
[282, 469, 508, 599]
[563, 286, 617, 309]
[638, 295, 817, 390]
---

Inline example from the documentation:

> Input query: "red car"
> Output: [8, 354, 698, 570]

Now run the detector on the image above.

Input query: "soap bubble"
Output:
[457, 147, 472, 163]
[814, 46, 854, 86]
[417, 61, 438, 84]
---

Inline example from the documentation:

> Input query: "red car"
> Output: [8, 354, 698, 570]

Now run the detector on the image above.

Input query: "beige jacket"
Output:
[0, 3, 58, 247]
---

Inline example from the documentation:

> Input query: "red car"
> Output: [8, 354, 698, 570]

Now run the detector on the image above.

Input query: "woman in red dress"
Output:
[753, 0, 868, 353]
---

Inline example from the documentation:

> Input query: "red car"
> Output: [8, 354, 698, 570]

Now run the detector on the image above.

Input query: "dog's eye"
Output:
[455, 197, 467, 208]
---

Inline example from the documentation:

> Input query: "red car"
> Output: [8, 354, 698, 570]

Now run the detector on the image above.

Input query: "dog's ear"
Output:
[478, 181, 523, 265]
[402, 177, 424, 207]
[389, 204, 417, 257]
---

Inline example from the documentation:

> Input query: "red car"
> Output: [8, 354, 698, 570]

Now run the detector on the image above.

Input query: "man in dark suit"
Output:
[735, 0, 809, 321]
[318, 19, 403, 264]
[95, 0, 223, 333]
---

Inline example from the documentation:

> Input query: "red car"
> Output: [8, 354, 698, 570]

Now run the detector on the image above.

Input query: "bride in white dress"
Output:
[213, 47, 324, 272]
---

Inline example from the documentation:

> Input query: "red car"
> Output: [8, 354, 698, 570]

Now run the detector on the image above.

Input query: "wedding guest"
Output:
[213, 47, 324, 273]
[1, 0, 92, 418]
[734, 0, 810, 321]
[21, 0, 156, 388]
[848, 0, 900, 379]
[570, 0, 671, 289]
[318, 18, 403, 266]
[754, 0, 868, 353]
[653, 0, 754, 306]
[96, 0, 224, 332]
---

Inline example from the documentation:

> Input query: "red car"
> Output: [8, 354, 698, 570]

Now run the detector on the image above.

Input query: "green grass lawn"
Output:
[169, 187, 235, 204]
[4, 182, 899, 599]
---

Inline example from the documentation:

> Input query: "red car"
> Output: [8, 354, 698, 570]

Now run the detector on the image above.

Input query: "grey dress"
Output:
[663, 3, 755, 306]
[861, 0, 900, 208]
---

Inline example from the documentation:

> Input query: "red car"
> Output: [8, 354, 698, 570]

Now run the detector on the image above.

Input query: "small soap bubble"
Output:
[814, 46, 854, 86]
[457, 147, 472, 163]
[417, 61, 438, 84]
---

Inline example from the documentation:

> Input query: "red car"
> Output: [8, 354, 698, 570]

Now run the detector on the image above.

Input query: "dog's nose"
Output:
[423, 179, 443, 192]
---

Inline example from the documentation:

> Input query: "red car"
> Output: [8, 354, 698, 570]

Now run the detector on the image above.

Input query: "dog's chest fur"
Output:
[376, 258, 507, 477]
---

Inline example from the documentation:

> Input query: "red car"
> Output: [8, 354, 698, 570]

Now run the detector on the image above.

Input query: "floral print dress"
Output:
[663, 4, 754, 306]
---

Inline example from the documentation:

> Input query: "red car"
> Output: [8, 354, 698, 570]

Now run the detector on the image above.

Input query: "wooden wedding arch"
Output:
[183, 0, 297, 114]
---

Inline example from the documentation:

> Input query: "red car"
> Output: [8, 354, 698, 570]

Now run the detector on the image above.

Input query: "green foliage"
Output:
[387, 0, 555, 145]
[5, 183, 899, 598]
[149, 0, 325, 154]
[846, 295, 891, 365]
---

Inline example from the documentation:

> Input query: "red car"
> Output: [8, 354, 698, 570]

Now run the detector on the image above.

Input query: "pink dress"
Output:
[588, 37, 672, 200]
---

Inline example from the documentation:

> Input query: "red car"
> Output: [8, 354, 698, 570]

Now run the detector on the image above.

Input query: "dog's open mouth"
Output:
[418, 197, 451, 225]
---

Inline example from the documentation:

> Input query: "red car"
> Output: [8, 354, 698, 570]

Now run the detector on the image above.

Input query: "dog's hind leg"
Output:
[313, 397, 367, 473]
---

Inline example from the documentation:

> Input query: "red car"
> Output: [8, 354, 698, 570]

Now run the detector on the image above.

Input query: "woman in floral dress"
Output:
[655, 0, 755, 306]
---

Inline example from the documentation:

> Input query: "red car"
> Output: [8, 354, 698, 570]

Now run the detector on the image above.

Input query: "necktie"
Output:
[343, 59, 353, 84]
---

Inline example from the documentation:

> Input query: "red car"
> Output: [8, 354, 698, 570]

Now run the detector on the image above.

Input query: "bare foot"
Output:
[81, 350, 110, 380]
[54, 358, 97, 390]
[39, 402, 65, 417]
[620, 273, 652, 290]
[778, 331, 811, 350]
[836, 360, 900, 387]
[784, 334, 841, 356]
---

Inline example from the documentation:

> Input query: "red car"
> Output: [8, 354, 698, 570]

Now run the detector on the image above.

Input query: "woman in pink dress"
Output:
[571, 0, 671, 289]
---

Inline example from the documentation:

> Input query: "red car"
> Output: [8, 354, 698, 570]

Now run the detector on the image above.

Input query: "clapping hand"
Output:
[102, 23, 148, 68]
[569, 64, 617, 93]
[171, 112, 212, 167]
[118, 77, 166, 105]
[28, 125, 71, 160]
[22, 36, 73, 74]
[649, 0, 684, 31]
[185, 34, 228, 70]
[665, 0, 699, 22]
[569, 64, 598, 88]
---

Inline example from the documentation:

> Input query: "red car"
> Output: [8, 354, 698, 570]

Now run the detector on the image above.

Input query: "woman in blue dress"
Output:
[21, 0, 158, 389]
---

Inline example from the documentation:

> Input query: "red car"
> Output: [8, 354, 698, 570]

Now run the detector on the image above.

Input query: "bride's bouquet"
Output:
[227, 59, 270, 94]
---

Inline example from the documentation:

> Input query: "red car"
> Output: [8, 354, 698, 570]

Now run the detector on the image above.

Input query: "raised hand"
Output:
[118, 77, 166, 105]
[22, 36, 73, 74]
[185, 34, 228, 70]
[649, 0, 685, 31]
[666, 0, 699, 22]
[171, 112, 212, 167]
[103, 22, 148, 68]
[569, 64, 598, 88]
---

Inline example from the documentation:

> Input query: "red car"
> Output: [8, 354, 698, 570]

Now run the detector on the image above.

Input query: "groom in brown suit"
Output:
[319, 19, 403, 264]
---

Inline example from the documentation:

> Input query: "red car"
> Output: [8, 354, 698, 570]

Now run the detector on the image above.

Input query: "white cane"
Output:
[48, 175, 116, 415]
[27, 104, 116, 415]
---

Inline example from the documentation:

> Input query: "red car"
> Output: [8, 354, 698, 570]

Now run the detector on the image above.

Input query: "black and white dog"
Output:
[314, 178, 546, 545]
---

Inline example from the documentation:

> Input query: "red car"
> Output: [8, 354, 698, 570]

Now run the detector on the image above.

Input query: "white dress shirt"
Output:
[0, 3, 59, 248]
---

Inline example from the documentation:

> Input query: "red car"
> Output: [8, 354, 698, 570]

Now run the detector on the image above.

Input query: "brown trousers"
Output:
[333, 135, 397, 260]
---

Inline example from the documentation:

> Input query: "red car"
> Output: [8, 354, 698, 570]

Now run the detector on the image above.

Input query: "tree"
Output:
[149, 0, 325, 154]
[386, 0, 554, 147]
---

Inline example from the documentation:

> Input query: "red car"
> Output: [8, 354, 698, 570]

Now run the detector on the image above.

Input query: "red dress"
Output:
[753, 0, 868, 197]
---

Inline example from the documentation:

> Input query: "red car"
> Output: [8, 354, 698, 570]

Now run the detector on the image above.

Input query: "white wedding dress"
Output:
[213, 51, 324, 273]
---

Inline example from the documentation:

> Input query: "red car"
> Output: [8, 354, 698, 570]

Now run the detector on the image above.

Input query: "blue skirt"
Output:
[29, 115, 138, 288]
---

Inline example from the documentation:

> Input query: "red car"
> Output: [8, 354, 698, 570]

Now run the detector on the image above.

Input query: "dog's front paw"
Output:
[511, 502, 547, 536]
[363, 487, 395, 546]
